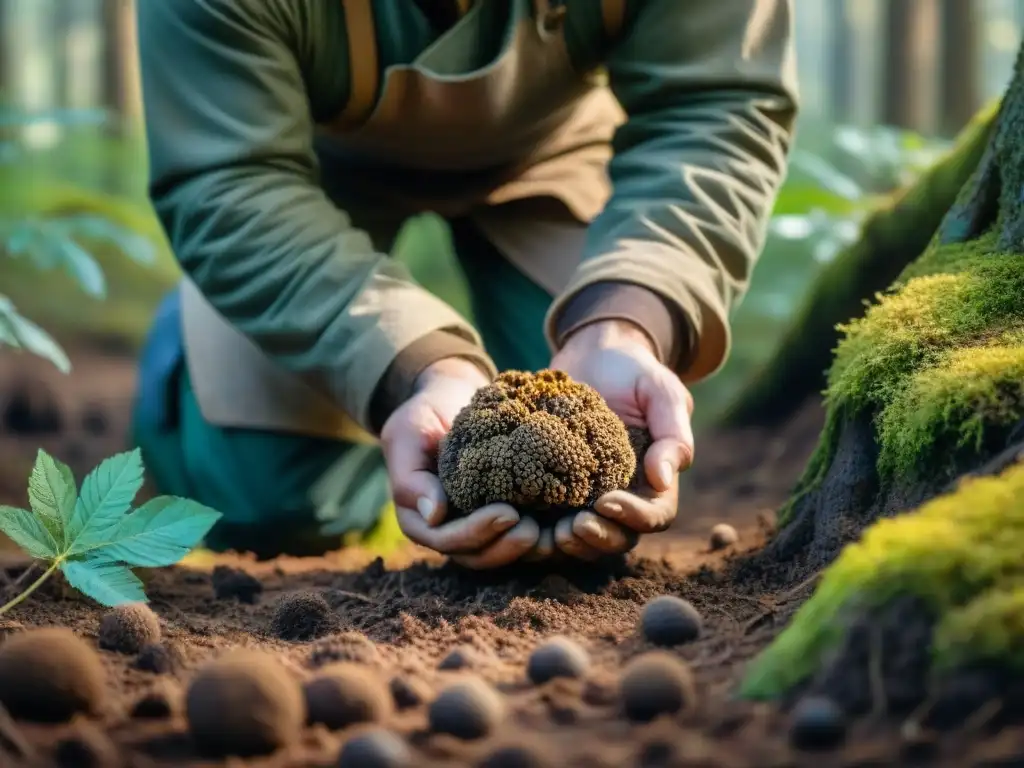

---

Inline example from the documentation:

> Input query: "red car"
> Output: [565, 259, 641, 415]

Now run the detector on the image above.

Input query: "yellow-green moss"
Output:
[878, 334, 1024, 478]
[742, 460, 1024, 698]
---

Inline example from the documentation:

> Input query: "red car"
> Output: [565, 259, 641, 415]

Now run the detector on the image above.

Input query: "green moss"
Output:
[742, 460, 1024, 698]
[878, 334, 1024, 478]
[721, 100, 998, 429]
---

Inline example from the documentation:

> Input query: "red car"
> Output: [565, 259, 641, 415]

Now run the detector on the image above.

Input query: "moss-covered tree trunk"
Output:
[723, 101, 998, 428]
[739, 45, 1024, 720]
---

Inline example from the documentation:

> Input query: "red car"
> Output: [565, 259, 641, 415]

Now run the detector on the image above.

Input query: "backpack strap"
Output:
[335, 0, 380, 130]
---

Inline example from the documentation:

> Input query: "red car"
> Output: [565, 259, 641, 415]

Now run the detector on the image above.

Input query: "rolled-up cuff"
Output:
[552, 281, 691, 369]
[368, 331, 495, 433]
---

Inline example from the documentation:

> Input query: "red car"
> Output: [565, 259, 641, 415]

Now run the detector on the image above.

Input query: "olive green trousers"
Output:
[131, 218, 553, 557]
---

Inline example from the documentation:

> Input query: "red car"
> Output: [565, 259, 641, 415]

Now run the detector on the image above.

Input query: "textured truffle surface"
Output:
[438, 370, 638, 516]
[98, 602, 162, 654]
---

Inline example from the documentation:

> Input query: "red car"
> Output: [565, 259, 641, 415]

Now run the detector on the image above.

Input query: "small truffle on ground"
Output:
[709, 523, 739, 551]
[269, 591, 337, 641]
[304, 662, 392, 731]
[337, 728, 412, 768]
[131, 680, 182, 720]
[134, 641, 185, 675]
[309, 632, 380, 668]
[526, 636, 589, 685]
[0, 628, 106, 722]
[98, 602, 162, 654]
[428, 677, 505, 741]
[54, 723, 118, 768]
[390, 675, 432, 710]
[477, 744, 551, 768]
[211, 565, 263, 604]
[639, 596, 702, 647]
[438, 645, 479, 671]
[619, 652, 696, 723]
[788, 695, 847, 751]
[186, 649, 305, 757]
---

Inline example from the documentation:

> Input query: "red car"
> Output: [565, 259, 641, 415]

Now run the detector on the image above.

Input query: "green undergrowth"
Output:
[742, 460, 1024, 698]
[779, 229, 1024, 521]
[1, 179, 180, 349]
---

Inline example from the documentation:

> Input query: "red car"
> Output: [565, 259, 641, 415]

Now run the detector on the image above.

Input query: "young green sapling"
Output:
[0, 447, 220, 614]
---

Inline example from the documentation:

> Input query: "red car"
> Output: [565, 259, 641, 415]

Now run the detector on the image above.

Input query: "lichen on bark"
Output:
[739, 45, 1024, 705]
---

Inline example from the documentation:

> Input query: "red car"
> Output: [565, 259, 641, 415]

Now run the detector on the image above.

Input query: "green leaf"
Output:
[0, 506, 59, 560]
[27, 450, 76, 548]
[92, 496, 221, 567]
[60, 556, 146, 607]
[66, 449, 145, 555]
[0, 294, 71, 372]
[53, 235, 106, 299]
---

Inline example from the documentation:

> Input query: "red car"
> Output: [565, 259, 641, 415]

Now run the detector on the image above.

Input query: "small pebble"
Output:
[429, 677, 505, 741]
[186, 650, 304, 757]
[337, 729, 412, 768]
[619, 652, 696, 723]
[390, 675, 431, 710]
[709, 523, 739, 551]
[788, 695, 847, 751]
[269, 591, 336, 641]
[304, 663, 392, 731]
[211, 565, 263, 604]
[639, 596, 702, 647]
[134, 641, 184, 675]
[527, 636, 589, 685]
[0, 628, 106, 722]
[98, 602, 161, 654]
[438, 646, 478, 671]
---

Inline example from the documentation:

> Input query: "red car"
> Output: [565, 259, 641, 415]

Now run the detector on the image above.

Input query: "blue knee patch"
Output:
[135, 286, 184, 431]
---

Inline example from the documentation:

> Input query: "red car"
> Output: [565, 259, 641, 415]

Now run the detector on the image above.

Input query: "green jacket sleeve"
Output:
[549, 0, 799, 382]
[137, 0, 494, 433]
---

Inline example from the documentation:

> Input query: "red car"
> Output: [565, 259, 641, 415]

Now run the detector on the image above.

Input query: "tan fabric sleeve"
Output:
[546, 0, 799, 382]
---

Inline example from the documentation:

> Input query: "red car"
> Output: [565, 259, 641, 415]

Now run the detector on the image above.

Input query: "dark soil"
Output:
[0, 348, 1023, 765]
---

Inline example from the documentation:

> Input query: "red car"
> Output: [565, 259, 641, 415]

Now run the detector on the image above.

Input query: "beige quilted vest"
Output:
[181, 0, 626, 441]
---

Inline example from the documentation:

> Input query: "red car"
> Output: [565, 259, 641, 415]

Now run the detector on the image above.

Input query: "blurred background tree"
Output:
[0, 0, 1020, 424]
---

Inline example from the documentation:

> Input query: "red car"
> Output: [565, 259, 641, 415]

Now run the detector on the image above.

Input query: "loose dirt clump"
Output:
[268, 591, 336, 641]
[639, 595, 702, 647]
[428, 677, 506, 741]
[477, 744, 550, 768]
[53, 722, 119, 768]
[303, 662, 392, 731]
[211, 565, 263, 604]
[98, 602, 162, 654]
[525, 636, 589, 684]
[185, 649, 305, 757]
[308, 631, 381, 668]
[134, 640, 185, 675]
[619, 652, 696, 723]
[0, 628, 106, 723]
[337, 728, 412, 768]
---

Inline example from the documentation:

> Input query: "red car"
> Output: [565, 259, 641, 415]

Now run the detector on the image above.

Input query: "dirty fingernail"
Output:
[657, 460, 675, 488]
[417, 496, 436, 521]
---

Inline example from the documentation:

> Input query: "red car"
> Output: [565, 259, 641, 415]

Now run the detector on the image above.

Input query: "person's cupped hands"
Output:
[541, 319, 694, 562]
[380, 356, 540, 569]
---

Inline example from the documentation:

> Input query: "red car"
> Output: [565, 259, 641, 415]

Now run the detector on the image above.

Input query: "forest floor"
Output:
[0, 348, 1020, 767]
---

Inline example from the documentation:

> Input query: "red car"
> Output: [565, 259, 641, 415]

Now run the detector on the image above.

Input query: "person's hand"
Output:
[545, 319, 694, 561]
[380, 357, 541, 569]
